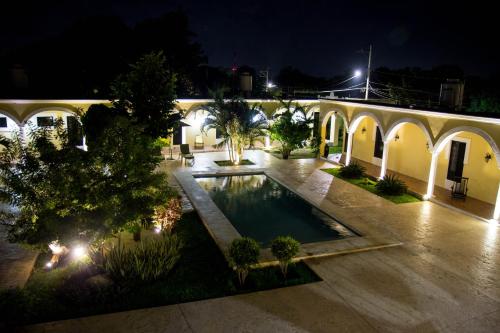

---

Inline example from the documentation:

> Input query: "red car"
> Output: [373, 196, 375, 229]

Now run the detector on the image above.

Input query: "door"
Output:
[373, 127, 384, 159]
[66, 116, 83, 146]
[447, 140, 466, 180]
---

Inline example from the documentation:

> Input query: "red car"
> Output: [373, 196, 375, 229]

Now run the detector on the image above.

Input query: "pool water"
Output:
[195, 174, 356, 247]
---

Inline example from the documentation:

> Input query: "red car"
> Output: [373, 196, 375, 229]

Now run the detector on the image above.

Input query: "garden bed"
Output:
[0, 212, 320, 327]
[264, 148, 316, 160]
[214, 159, 255, 166]
[321, 168, 421, 204]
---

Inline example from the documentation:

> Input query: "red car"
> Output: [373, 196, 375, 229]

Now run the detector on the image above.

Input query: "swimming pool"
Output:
[195, 174, 356, 247]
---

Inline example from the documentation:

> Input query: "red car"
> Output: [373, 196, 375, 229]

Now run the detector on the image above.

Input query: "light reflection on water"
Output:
[196, 174, 355, 247]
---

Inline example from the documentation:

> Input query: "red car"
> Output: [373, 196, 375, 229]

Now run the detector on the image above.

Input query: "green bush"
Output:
[104, 234, 182, 284]
[339, 161, 365, 179]
[228, 237, 260, 286]
[375, 174, 408, 195]
[270, 236, 300, 278]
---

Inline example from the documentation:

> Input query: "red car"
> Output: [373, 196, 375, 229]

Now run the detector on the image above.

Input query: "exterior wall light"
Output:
[361, 127, 366, 134]
[394, 134, 400, 141]
[485, 152, 492, 163]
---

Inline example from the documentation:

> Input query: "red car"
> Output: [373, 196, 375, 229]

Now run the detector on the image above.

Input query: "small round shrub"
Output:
[375, 174, 408, 195]
[270, 236, 300, 278]
[228, 237, 260, 286]
[339, 162, 365, 179]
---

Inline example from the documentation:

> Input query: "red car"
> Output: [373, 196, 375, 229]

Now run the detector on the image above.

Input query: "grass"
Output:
[321, 168, 421, 204]
[328, 145, 343, 154]
[265, 148, 316, 159]
[0, 212, 319, 327]
[214, 159, 255, 166]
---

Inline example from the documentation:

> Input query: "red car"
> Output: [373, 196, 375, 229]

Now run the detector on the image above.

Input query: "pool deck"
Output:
[21, 150, 500, 332]
[175, 168, 402, 264]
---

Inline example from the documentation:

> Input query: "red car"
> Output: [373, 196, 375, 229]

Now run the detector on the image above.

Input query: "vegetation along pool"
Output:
[195, 174, 356, 247]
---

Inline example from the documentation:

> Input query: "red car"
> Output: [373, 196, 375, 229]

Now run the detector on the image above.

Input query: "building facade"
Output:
[0, 98, 499, 221]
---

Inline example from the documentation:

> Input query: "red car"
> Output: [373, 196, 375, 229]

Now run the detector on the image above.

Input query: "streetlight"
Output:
[354, 70, 362, 77]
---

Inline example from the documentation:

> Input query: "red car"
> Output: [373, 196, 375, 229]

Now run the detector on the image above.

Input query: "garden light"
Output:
[49, 240, 63, 255]
[45, 262, 53, 269]
[72, 245, 87, 260]
[154, 226, 162, 233]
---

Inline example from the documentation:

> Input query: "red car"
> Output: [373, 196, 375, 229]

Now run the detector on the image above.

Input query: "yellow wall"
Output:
[435, 132, 500, 204]
[386, 123, 431, 182]
[352, 117, 376, 163]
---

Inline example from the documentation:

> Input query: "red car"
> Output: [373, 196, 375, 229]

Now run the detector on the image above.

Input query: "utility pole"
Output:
[365, 44, 372, 100]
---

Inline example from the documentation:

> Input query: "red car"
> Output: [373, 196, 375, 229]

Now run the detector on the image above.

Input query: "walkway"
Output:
[21, 151, 500, 332]
[0, 204, 39, 290]
[352, 158, 495, 220]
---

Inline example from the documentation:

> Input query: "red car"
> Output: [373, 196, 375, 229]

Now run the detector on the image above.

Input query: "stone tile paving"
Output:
[19, 150, 500, 332]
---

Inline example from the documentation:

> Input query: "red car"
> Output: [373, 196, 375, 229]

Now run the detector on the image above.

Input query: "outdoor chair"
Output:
[180, 144, 195, 166]
[451, 177, 468, 200]
[194, 135, 204, 150]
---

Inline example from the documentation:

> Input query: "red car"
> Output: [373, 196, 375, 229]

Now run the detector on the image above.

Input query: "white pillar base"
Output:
[345, 132, 354, 166]
[379, 141, 389, 179]
[425, 152, 439, 200]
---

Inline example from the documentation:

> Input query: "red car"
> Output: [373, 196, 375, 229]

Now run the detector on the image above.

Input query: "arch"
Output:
[384, 117, 433, 149]
[348, 111, 384, 137]
[321, 109, 348, 129]
[0, 110, 22, 126]
[22, 107, 80, 125]
[433, 126, 500, 168]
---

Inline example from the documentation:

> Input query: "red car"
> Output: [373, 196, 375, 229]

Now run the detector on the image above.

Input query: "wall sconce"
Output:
[394, 133, 400, 141]
[361, 127, 366, 134]
[485, 152, 492, 163]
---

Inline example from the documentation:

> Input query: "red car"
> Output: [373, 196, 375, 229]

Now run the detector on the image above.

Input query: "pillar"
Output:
[329, 116, 336, 143]
[19, 124, 26, 146]
[493, 180, 500, 221]
[425, 152, 439, 200]
[265, 135, 271, 148]
[379, 141, 389, 179]
[345, 132, 354, 166]
[82, 136, 88, 152]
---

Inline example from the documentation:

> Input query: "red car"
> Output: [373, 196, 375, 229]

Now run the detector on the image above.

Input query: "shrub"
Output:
[228, 237, 260, 286]
[270, 236, 300, 278]
[375, 174, 408, 195]
[104, 234, 182, 284]
[153, 197, 183, 232]
[339, 161, 365, 179]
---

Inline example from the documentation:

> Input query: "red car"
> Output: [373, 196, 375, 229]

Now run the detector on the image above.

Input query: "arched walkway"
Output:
[0, 111, 22, 142]
[344, 112, 383, 166]
[425, 126, 500, 220]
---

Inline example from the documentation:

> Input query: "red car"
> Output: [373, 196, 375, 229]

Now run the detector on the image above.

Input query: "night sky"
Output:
[2, 0, 497, 77]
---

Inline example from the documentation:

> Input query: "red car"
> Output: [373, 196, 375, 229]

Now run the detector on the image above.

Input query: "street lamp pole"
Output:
[365, 44, 372, 100]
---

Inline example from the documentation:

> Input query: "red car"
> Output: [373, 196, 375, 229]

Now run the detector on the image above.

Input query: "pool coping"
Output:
[174, 168, 402, 265]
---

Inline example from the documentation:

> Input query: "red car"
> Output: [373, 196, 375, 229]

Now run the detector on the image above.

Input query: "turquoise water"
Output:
[195, 174, 356, 247]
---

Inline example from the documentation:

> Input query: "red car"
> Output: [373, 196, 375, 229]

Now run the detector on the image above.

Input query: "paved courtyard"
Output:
[19, 150, 500, 332]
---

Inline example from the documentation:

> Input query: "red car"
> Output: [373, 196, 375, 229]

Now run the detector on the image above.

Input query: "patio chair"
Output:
[451, 177, 468, 200]
[180, 144, 195, 166]
[194, 135, 204, 150]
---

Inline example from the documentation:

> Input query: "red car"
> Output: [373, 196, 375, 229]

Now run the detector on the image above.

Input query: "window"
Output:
[373, 127, 384, 158]
[447, 140, 466, 180]
[0, 117, 7, 128]
[37, 116, 54, 127]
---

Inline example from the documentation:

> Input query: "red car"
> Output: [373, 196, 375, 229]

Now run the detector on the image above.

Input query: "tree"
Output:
[270, 236, 300, 278]
[467, 95, 500, 113]
[111, 51, 181, 139]
[0, 114, 171, 248]
[268, 100, 313, 159]
[228, 237, 260, 286]
[201, 91, 267, 164]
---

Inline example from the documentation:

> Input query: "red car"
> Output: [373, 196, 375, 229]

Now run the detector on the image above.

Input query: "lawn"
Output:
[214, 159, 255, 166]
[0, 212, 319, 327]
[265, 148, 316, 159]
[321, 168, 421, 204]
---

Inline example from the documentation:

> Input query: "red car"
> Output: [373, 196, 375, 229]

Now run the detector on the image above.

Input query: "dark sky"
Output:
[2, 0, 497, 77]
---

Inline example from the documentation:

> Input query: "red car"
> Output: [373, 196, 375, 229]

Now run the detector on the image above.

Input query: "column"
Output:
[493, 180, 500, 221]
[379, 141, 389, 179]
[18, 124, 26, 146]
[425, 152, 439, 200]
[265, 135, 271, 148]
[345, 132, 354, 166]
[329, 116, 336, 143]
[82, 136, 88, 152]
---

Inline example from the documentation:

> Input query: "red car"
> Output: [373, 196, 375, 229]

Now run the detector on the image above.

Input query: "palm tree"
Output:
[201, 91, 267, 164]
